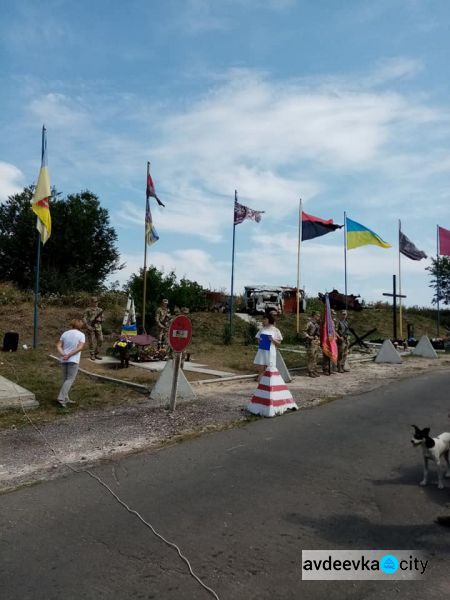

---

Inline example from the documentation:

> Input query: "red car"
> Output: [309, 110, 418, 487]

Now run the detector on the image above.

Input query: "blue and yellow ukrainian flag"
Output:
[346, 217, 391, 250]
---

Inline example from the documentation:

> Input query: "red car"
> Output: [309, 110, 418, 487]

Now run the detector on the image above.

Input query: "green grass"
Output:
[0, 296, 446, 430]
[0, 350, 143, 429]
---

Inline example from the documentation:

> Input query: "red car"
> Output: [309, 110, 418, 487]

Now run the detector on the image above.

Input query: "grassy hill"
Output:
[0, 282, 447, 428]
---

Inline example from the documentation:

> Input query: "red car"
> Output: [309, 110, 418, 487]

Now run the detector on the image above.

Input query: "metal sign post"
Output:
[168, 316, 192, 412]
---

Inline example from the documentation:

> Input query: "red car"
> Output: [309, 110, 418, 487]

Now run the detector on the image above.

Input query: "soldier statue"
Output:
[155, 298, 171, 347]
[83, 296, 104, 361]
[304, 311, 321, 378]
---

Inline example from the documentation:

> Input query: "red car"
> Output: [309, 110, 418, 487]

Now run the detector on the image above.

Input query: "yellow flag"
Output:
[31, 129, 51, 244]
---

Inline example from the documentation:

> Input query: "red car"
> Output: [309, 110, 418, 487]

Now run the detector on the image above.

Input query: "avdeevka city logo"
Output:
[380, 555, 399, 574]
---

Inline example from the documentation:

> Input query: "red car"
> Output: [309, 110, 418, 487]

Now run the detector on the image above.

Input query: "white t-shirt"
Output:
[60, 329, 86, 364]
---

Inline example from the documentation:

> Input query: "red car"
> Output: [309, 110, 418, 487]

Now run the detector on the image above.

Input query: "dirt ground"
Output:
[1, 356, 449, 494]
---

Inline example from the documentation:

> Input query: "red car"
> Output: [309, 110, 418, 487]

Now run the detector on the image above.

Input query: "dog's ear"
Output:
[411, 425, 419, 430]
[423, 427, 431, 436]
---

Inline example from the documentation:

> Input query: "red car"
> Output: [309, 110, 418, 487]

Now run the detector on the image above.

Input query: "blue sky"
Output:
[1, 0, 449, 307]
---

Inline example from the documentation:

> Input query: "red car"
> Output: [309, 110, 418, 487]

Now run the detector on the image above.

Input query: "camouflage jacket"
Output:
[336, 318, 350, 338]
[304, 320, 320, 343]
[83, 307, 103, 331]
[156, 307, 171, 329]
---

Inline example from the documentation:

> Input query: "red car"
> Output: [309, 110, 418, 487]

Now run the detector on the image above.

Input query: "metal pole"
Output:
[32, 125, 46, 350]
[169, 352, 182, 411]
[296, 198, 302, 334]
[344, 212, 348, 309]
[142, 162, 150, 333]
[398, 220, 403, 339]
[32, 233, 41, 349]
[393, 274, 397, 340]
[436, 225, 440, 337]
[229, 190, 237, 333]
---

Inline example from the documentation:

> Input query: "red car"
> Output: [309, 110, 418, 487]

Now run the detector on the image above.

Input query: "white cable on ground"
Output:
[6, 356, 220, 600]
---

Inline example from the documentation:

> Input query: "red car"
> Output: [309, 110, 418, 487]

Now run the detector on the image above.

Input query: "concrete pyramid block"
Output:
[0, 375, 39, 412]
[276, 349, 292, 383]
[374, 339, 402, 364]
[412, 335, 438, 359]
[150, 360, 196, 406]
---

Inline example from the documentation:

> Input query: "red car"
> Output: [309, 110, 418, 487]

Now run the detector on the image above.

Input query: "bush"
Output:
[222, 323, 233, 345]
[243, 321, 258, 345]
[0, 282, 32, 305]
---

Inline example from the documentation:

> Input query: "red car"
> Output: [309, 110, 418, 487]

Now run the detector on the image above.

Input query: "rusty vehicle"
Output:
[204, 290, 229, 313]
[244, 286, 305, 315]
[319, 289, 363, 311]
[244, 286, 282, 315]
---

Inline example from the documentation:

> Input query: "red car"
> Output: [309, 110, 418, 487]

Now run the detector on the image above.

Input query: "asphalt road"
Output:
[1, 370, 450, 599]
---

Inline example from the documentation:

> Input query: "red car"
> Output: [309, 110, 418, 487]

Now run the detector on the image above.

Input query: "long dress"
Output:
[253, 326, 283, 368]
[248, 326, 298, 417]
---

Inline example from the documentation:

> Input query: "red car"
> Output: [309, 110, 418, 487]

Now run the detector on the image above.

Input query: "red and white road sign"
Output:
[168, 315, 192, 352]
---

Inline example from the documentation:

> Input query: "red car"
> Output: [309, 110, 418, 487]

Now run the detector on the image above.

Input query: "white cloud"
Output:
[369, 57, 424, 86]
[16, 63, 448, 307]
[28, 93, 89, 129]
[0, 162, 25, 202]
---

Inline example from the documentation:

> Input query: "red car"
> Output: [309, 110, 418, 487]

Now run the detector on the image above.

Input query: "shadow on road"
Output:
[283, 512, 450, 553]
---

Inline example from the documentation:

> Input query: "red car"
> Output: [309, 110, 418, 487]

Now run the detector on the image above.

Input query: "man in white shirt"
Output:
[56, 319, 86, 408]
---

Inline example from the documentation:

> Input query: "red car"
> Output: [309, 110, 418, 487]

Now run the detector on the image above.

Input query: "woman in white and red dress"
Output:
[254, 313, 282, 379]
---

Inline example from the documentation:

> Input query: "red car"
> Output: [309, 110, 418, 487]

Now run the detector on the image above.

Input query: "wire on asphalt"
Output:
[5, 355, 220, 600]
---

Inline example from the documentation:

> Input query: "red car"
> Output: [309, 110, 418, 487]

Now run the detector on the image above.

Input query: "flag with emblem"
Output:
[31, 126, 51, 244]
[145, 197, 159, 246]
[146, 162, 165, 207]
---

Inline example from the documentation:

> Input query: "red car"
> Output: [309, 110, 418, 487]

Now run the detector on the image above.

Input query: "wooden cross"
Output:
[382, 275, 406, 340]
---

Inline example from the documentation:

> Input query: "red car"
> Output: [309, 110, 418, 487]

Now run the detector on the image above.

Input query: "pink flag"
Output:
[320, 294, 338, 364]
[438, 226, 450, 256]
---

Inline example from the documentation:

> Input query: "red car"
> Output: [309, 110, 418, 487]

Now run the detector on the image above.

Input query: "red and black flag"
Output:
[146, 164, 165, 207]
[301, 211, 342, 241]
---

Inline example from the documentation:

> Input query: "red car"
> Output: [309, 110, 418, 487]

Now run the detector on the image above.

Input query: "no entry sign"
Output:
[168, 315, 192, 352]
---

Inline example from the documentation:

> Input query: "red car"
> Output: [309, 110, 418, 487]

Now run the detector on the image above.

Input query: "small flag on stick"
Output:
[31, 126, 51, 244]
[121, 295, 137, 336]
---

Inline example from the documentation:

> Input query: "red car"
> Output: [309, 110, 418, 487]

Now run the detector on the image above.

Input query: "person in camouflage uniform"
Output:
[155, 299, 171, 347]
[83, 297, 104, 361]
[336, 309, 350, 373]
[304, 312, 321, 377]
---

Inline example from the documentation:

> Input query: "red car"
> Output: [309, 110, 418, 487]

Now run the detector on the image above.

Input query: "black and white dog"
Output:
[411, 426, 450, 489]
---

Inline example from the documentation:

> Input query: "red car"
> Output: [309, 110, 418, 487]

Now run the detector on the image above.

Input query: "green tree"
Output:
[0, 187, 122, 293]
[427, 257, 450, 306]
[127, 268, 206, 329]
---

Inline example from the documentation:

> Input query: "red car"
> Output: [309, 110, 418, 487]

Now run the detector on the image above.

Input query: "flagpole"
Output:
[398, 219, 403, 340]
[142, 162, 150, 334]
[229, 190, 237, 333]
[32, 125, 46, 349]
[344, 211, 348, 310]
[436, 224, 440, 337]
[296, 198, 303, 334]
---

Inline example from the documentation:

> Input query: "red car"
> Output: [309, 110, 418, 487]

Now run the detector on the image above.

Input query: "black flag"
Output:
[399, 231, 427, 261]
